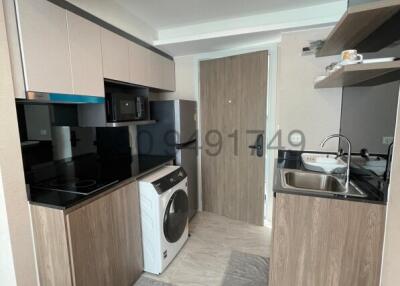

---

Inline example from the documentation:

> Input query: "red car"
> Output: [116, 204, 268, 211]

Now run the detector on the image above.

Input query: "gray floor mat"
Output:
[134, 276, 173, 286]
[222, 251, 269, 286]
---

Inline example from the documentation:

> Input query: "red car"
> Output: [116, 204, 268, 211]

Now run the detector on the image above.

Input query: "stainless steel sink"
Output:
[284, 171, 346, 193]
[281, 170, 366, 198]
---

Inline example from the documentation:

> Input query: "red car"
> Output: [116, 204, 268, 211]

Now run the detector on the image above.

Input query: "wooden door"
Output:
[15, 0, 73, 93]
[101, 28, 130, 83]
[66, 182, 143, 286]
[200, 51, 267, 226]
[67, 11, 104, 97]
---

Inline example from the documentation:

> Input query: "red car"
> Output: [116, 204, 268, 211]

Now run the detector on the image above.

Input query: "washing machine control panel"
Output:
[152, 167, 187, 194]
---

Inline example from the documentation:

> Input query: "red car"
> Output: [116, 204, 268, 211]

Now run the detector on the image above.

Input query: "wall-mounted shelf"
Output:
[316, 0, 400, 57]
[314, 61, 400, 88]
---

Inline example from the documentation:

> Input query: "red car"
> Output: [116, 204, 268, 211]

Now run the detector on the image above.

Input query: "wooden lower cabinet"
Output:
[30, 205, 73, 286]
[269, 193, 386, 286]
[31, 181, 143, 286]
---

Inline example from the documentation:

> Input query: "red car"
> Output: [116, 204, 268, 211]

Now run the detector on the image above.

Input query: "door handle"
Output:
[248, 134, 263, 157]
[248, 145, 261, 150]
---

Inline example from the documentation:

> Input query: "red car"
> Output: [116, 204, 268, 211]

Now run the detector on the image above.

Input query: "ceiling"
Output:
[114, 0, 343, 29]
[157, 29, 283, 56]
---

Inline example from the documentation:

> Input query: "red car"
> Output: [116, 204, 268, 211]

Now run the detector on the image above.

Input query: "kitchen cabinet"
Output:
[101, 28, 130, 83]
[150, 52, 176, 91]
[14, 0, 174, 96]
[30, 205, 73, 286]
[129, 42, 152, 87]
[30, 181, 143, 286]
[67, 11, 104, 97]
[15, 0, 73, 94]
[269, 193, 386, 286]
[130, 42, 176, 91]
[162, 56, 176, 91]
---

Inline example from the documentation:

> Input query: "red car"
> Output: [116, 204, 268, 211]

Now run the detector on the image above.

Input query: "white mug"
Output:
[341, 50, 363, 63]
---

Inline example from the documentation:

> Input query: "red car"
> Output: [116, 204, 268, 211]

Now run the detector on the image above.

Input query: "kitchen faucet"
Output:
[320, 134, 352, 189]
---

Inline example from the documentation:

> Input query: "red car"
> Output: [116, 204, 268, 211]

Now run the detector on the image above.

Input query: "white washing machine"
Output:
[138, 165, 189, 275]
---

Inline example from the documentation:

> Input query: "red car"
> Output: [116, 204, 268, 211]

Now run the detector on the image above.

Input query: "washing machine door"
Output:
[163, 189, 189, 243]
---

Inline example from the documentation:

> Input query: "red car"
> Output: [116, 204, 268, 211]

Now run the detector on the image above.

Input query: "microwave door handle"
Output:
[136, 97, 141, 119]
[106, 97, 116, 122]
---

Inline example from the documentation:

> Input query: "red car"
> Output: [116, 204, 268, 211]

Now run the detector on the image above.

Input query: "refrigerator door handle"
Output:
[176, 139, 197, 149]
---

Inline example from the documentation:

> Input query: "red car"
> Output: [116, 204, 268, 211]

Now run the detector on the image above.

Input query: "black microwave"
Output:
[105, 87, 149, 122]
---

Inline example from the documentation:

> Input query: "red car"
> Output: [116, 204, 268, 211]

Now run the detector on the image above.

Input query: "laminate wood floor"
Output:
[141, 211, 271, 286]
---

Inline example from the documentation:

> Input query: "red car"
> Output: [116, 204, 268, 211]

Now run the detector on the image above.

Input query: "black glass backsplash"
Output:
[340, 81, 399, 156]
[17, 103, 131, 173]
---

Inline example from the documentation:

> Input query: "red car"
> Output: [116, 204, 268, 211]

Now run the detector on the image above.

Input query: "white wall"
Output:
[380, 86, 400, 286]
[67, 0, 157, 43]
[276, 27, 343, 152]
[0, 171, 17, 286]
[0, 0, 38, 284]
[341, 82, 399, 154]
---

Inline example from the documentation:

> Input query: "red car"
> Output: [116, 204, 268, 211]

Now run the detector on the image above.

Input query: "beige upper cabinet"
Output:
[101, 28, 130, 83]
[15, 0, 73, 94]
[150, 52, 176, 91]
[149, 52, 162, 89]
[161, 56, 176, 92]
[130, 42, 175, 91]
[15, 0, 174, 94]
[151, 52, 175, 91]
[67, 12, 104, 97]
[129, 42, 151, 87]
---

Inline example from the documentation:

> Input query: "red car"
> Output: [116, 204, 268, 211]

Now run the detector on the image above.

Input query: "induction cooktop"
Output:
[33, 177, 119, 195]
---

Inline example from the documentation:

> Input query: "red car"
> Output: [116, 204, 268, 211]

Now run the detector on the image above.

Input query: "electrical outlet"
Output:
[290, 133, 302, 144]
[383, 136, 394, 145]
[40, 129, 47, 136]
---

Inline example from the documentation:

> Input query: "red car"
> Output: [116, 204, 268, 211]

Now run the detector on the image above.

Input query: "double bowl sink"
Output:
[280, 169, 367, 198]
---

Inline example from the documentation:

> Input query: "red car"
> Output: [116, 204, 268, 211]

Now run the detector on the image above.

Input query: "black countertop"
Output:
[274, 150, 388, 205]
[26, 154, 174, 209]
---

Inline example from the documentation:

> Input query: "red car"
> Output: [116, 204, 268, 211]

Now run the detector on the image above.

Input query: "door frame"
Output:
[193, 42, 278, 227]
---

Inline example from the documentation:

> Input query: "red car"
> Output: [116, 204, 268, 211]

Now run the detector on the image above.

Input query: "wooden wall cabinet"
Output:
[67, 11, 104, 97]
[129, 42, 152, 87]
[15, 0, 105, 96]
[269, 193, 386, 286]
[15, 0, 174, 96]
[15, 0, 73, 94]
[101, 28, 130, 83]
[30, 182, 143, 286]
[129, 42, 176, 91]
[161, 56, 176, 92]
[164, 58, 176, 91]
[150, 52, 176, 91]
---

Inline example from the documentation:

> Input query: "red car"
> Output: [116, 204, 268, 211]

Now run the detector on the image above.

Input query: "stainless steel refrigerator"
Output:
[137, 100, 198, 219]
